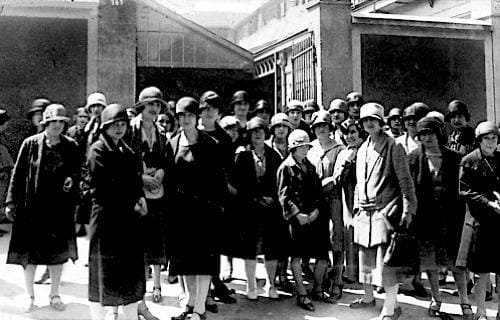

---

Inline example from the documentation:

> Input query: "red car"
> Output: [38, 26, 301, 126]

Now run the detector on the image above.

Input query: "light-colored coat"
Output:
[354, 132, 417, 248]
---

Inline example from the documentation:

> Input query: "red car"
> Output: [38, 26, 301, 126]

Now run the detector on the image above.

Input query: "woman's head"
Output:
[157, 112, 175, 132]
[231, 90, 250, 119]
[270, 113, 292, 139]
[135, 87, 166, 122]
[288, 129, 311, 160]
[220, 116, 241, 142]
[475, 121, 499, 155]
[416, 116, 446, 148]
[176, 97, 199, 131]
[41, 104, 70, 136]
[101, 104, 129, 141]
[286, 100, 304, 128]
[310, 110, 333, 140]
[340, 119, 366, 148]
[445, 100, 470, 130]
[359, 103, 385, 135]
[247, 117, 268, 146]
[403, 102, 430, 136]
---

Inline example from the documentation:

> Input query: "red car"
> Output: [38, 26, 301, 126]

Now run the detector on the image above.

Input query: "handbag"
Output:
[383, 228, 419, 271]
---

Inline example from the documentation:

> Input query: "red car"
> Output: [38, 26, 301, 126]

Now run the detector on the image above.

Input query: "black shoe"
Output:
[376, 286, 385, 294]
[205, 301, 218, 313]
[213, 291, 236, 304]
[34, 269, 50, 284]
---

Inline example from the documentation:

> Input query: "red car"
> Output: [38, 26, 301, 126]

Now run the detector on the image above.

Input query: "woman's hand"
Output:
[142, 174, 160, 189]
[400, 211, 413, 228]
[308, 208, 319, 223]
[153, 169, 165, 184]
[134, 197, 148, 216]
[5, 203, 16, 221]
[488, 201, 500, 214]
[296, 213, 310, 226]
[63, 177, 73, 192]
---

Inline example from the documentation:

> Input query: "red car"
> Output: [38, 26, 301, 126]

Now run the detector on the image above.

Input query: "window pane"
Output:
[137, 34, 147, 65]
[148, 33, 159, 66]
[172, 34, 183, 65]
[160, 34, 171, 66]
[184, 35, 194, 66]
[195, 38, 206, 67]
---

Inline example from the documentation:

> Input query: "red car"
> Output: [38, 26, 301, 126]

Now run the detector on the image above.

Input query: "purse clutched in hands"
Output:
[383, 227, 419, 272]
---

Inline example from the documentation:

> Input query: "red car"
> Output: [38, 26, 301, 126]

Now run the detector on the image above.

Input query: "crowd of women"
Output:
[1, 87, 499, 320]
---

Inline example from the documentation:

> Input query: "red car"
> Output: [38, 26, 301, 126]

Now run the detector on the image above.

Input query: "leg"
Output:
[475, 273, 489, 318]
[152, 265, 162, 303]
[193, 275, 211, 316]
[426, 269, 442, 316]
[48, 264, 63, 297]
[381, 284, 398, 316]
[330, 250, 344, 297]
[122, 302, 140, 320]
[313, 259, 328, 293]
[264, 258, 278, 298]
[452, 270, 473, 319]
[24, 264, 37, 299]
[244, 259, 258, 299]
[89, 302, 107, 320]
[291, 257, 306, 295]
[184, 275, 196, 308]
[34, 266, 50, 284]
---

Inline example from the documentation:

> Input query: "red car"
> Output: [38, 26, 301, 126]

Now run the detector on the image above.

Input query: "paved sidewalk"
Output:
[0, 225, 498, 320]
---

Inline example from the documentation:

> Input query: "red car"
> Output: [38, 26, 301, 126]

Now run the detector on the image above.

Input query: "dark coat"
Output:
[409, 146, 464, 266]
[6, 133, 80, 266]
[458, 148, 500, 273]
[125, 115, 171, 264]
[166, 130, 226, 274]
[231, 145, 288, 259]
[277, 154, 329, 258]
[86, 133, 145, 305]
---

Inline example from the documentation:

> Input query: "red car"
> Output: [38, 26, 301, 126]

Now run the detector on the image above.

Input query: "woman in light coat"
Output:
[349, 103, 417, 320]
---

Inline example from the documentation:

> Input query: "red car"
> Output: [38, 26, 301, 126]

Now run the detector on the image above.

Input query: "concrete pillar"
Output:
[307, 0, 352, 107]
[492, 0, 500, 122]
[96, 1, 137, 107]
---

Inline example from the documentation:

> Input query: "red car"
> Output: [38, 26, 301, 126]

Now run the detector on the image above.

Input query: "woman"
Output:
[307, 110, 345, 301]
[168, 97, 226, 320]
[157, 111, 177, 139]
[277, 129, 331, 311]
[86, 104, 148, 320]
[349, 103, 417, 320]
[266, 113, 292, 160]
[408, 116, 472, 319]
[5, 104, 80, 312]
[333, 119, 367, 284]
[128, 87, 169, 309]
[458, 121, 500, 320]
[231, 117, 287, 300]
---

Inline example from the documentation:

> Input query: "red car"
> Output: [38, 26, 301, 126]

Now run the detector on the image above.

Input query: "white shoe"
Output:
[268, 287, 279, 299]
[25, 296, 36, 313]
[246, 289, 258, 300]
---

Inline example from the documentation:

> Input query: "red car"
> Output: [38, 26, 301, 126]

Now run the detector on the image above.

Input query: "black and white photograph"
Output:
[0, 0, 500, 319]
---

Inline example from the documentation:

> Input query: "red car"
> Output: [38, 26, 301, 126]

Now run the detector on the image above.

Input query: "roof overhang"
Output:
[352, 12, 492, 31]
[253, 29, 310, 61]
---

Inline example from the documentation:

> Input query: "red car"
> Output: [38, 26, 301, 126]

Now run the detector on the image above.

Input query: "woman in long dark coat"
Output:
[458, 121, 500, 320]
[5, 104, 80, 312]
[408, 116, 472, 319]
[86, 104, 148, 320]
[231, 117, 288, 300]
[127, 87, 169, 308]
[168, 97, 226, 320]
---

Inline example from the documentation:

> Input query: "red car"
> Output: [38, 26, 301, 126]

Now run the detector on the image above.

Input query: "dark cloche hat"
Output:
[445, 100, 470, 122]
[176, 97, 199, 115]
[200, 91, 222, 110]
[135, 87, 167, 113]
[101, 104, 129, 129]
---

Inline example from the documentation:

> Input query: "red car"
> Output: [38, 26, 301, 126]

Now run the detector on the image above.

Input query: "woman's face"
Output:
[344, 124, 363, 148]
[348, 102, 361, 119]
[250, 128, 266, 146]
[330, 110, 346, 125]
[233, 102, 249, 118]
[479, 133, 498, 155]
[292, 144, 310, 161]
[224, 126, 240, 142]
[404, 116, 418, 136]
[450, 114, 467, 130]
[288, 110, 302, 127]
[156, 114, 171, 131]
[418, 131, 439, 149]
[105, 121, 128, 141]
[362, 118, 382, 135]
[313, 123, 330, 140]
[45, 120, 65, 136]
[142, 101, 162, 122]
[389, 117, 402, 130]
[178, 112, 197, 131]
[273, 124, 289, 139]
[32, 112, 42, 126]
[200, 106, 219, 125]
[89, 104, 104, 117]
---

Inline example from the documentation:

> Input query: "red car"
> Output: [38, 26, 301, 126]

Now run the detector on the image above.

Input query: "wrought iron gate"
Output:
[291, 32, 316, 102]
